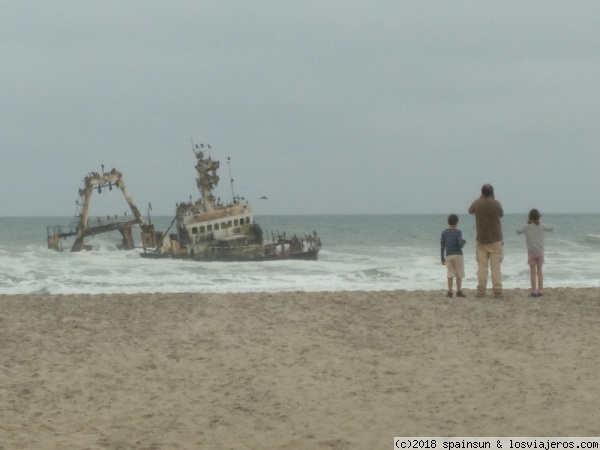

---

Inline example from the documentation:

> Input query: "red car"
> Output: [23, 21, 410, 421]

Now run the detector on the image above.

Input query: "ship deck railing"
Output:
[263, 230, 318, 244]
[47, 216, 142, 239]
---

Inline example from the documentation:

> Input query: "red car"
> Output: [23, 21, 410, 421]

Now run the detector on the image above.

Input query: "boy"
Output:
[441, 214, 467, 298]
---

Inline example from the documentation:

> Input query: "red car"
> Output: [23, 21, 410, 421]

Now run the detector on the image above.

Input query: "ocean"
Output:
[1, 214, 600, 295]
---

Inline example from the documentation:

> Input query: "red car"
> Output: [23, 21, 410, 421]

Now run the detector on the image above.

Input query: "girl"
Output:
[516, 209, 553, 297]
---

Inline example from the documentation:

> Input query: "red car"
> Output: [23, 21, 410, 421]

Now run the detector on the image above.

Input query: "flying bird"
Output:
[260, 196, 268, 200]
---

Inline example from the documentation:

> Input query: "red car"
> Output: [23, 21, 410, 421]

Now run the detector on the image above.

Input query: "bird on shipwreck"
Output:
[140, 144, 322, 261]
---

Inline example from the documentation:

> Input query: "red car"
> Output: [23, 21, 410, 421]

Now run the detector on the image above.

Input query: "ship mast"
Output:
[193, 145, 220, 213]
[227, 156, 236, 202]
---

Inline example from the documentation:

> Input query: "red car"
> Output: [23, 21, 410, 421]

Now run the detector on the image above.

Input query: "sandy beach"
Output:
[1, 289, 599, 449]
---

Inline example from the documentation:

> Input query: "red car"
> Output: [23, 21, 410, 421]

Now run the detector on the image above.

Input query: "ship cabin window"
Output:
[234, 219, 239, 226]
[227, 220, 232, 228]
[207, 224, 212, 232]
[245, 217, 251, 224]
[192, 227, 198, 234]
[221, 222, 226, 229]
[199, 226, 205, 233]
[214, 223, 220, 230]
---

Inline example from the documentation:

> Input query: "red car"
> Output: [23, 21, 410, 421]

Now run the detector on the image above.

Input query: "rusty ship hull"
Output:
[140, 243, 320, 262]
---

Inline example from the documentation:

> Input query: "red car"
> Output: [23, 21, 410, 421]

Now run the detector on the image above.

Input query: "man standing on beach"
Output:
[469, 184, 504, 298]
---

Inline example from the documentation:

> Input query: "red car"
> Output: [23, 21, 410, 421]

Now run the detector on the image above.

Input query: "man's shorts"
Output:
[528, 252, 544, 265]
[446, 254, 465, 278]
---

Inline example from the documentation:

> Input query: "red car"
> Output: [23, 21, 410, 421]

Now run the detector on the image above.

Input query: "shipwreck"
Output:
[47, 145, 322, 262]
[141, 145, 321, 261]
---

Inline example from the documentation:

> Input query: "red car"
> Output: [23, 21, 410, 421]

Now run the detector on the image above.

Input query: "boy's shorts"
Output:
[528, 252, 544, 265]
[446, 254, 465, 278]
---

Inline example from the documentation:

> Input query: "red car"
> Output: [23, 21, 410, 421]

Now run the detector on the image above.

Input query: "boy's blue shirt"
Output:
[440, 228, 466, 262]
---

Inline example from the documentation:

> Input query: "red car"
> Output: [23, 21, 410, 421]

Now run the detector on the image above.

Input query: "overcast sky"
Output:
[2, 1, 600, 217]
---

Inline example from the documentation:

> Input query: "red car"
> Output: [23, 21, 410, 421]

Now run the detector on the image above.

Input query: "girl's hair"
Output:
[528, 208, 541, 225]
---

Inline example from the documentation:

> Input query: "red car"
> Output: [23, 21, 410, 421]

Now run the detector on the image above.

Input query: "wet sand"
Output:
[1, 289, 599, 449]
